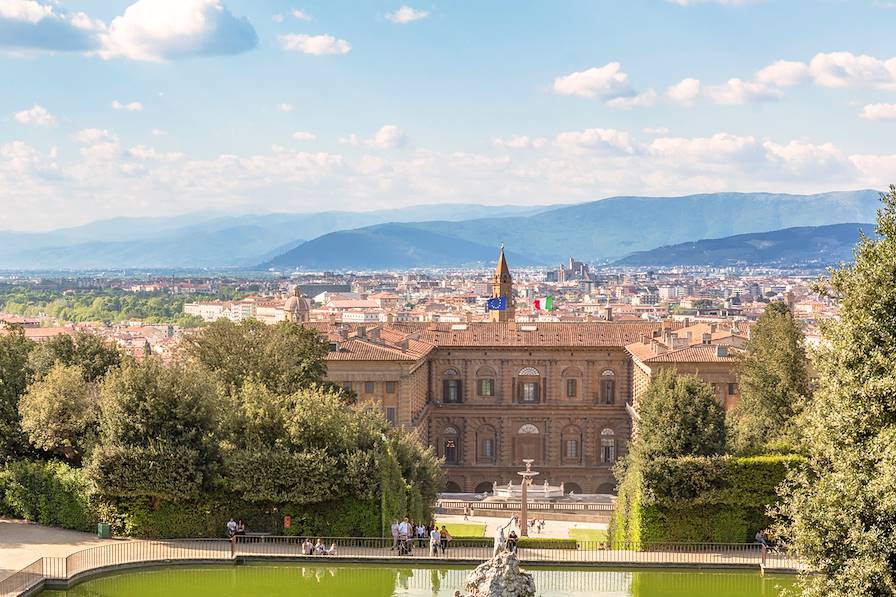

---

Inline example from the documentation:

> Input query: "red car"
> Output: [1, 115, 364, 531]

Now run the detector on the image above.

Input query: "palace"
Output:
[307, 249, 743, 494]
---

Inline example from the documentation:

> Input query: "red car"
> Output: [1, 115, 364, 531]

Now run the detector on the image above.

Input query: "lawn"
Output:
[436, 522, 486, 537]
[568, 528, 608, 543]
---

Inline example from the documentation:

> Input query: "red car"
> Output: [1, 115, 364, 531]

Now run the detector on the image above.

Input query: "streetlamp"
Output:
[517, 459, 539, 538]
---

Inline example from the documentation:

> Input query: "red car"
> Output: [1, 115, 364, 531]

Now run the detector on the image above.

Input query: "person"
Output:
[416, 522, 427, 549]
[390, 520, 400, 551]
[235, 520, 245, 536]
[398, 517, 411, 555]
[326, 542, 337, 556]
[507, 529, 518, 554]
[439, 525, 452, 555]
[314, 538, 326, 555]
[302, 538, 313, 555]
[493, 516, 514, 556]
[755, 530, 771, 549]
[463, 504, 469, 520]
[226, 518, 237, 539]
[429, 525, 442, 556]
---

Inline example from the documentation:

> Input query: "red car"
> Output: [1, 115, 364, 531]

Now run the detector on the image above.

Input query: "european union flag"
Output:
[486, 296, 507, 311]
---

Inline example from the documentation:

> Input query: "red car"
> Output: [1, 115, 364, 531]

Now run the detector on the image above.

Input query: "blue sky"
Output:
[2, 0, 896, 231]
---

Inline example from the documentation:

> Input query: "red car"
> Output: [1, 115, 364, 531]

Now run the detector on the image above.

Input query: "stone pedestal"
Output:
[459, 551, 535, 597]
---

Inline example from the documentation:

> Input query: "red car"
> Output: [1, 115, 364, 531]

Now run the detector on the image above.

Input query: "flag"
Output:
[533, 296, 554, 311]
[486, 296, 507, 311]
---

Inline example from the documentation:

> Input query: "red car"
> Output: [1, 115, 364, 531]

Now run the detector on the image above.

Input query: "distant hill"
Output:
[402, 190, 882, 263]
[0, 203, 548, 270]
[262, 223, 540, 270]
[615, 223, 876, 267]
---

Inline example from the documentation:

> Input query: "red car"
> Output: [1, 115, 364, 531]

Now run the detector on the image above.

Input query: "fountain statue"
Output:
[456, 547, 535, 597]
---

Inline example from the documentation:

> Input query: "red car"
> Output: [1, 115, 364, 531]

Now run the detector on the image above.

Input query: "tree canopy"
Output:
[28, 331, 122, 383]
[776, 186, 896, 596]
[727, 301, 809, 453]
[633, 369, 726, 461]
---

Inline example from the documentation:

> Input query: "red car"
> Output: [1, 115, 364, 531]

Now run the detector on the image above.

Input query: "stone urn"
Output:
[459, 550, 536, 597]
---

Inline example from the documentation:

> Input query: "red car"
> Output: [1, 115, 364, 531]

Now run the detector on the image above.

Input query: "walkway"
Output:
[435, 513, 608, 539]
[0, 519, 121, 582]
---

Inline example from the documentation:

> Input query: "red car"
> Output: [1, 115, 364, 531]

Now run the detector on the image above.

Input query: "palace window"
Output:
[477, 425, 497, 464]
[443, 368, 462, 403]
[601, 370, 616, 404]
[364, 381, 375, 394]
[565, 439, 579, 460]
[385, 381, 396, 394]
[562, 424, 582, 464]
[600, 428, 616, 463]
[385, 407, 396, 425]
[443, 426, 459, 464]
[728, 383, 738, 395]
[478, 378, 495, 397]
[483, 439, 494, 459]
[566, 378, 577, 398]
[520, 382, 540, 403]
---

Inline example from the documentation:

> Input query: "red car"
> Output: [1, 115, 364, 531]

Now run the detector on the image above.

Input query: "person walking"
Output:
[429, 526, 442, 556]
[390, 520, 400, 551]
[439, 526, 452, 556]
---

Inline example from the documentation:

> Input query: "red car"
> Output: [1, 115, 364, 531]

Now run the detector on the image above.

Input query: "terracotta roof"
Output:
[633, 344, 739, 363]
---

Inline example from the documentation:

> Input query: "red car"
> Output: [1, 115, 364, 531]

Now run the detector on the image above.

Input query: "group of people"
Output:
[527, 518, 546, 534]
[390, 518, 453, 556]
[225, 518, 246, 539]
[302, 537, 337, 556]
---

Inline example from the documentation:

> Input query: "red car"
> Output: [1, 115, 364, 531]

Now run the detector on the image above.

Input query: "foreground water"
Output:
[42, 563, 796, 596]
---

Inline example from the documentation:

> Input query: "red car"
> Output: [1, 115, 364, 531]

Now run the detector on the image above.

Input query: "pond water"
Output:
[42, 563, 796, 596]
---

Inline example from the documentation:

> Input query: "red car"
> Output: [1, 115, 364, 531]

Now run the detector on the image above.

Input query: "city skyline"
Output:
[2, 0, 896, 230]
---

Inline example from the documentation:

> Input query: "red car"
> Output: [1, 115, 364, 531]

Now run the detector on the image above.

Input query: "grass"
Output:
[568, 528, 608, 543]
[436, 522, 486, 537]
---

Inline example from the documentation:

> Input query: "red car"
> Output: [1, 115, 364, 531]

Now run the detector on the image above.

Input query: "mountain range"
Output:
[615, 223, 876, 267]
[0, 190, 882, 270]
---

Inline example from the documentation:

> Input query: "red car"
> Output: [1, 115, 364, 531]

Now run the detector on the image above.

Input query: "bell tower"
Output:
[490, 246, 515, 322]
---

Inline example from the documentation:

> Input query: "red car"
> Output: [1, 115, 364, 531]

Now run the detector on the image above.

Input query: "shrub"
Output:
[0, 460, 96, 531]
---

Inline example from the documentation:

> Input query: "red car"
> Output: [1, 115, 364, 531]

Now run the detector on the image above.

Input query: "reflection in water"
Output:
[42, 563, 795, 597]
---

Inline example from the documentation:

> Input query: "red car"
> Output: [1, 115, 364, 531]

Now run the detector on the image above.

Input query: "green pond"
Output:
[42, 563, 796, 596]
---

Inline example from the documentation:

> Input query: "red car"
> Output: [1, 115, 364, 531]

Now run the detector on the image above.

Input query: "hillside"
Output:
[0, 203, 547, 270]
[615, 223, 875, 267]
[403, 190, 881, 263]
[262, 223, 540, 270]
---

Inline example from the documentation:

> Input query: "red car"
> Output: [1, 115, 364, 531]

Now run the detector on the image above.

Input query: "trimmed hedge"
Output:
[0, 460, 96, 532]
[611, 454, 805, 546]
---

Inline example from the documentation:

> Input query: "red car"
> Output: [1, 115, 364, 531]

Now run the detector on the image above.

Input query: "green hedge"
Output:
[612, 454, 805, 546]
[445, 537, 581, 549]
[0, 460, 96, 532]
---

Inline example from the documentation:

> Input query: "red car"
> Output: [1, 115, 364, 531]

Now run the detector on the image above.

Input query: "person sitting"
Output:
[507, 530, 518, 553]
[226, 518, 237, 539]
[755, 530, 772, 549]
[326, 542, 337, 556]
[314, 538, 326, 555]
[302, 538, 313, 555]
[236, 520, 245, 536]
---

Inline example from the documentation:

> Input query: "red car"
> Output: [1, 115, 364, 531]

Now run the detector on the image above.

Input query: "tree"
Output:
[634, 368, 726, 461]
[182, 319, 328, 395]
[727, 301, 809, 453]
[0, 328, 34, 459]
[28, 331, 121, 383]
[88, 357, 222, 502]
[776, 186, 896, 596]
[18, 364, 97, 461]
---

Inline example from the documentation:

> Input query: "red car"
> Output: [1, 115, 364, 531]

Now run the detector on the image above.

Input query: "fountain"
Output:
[456, 550, 536, 597]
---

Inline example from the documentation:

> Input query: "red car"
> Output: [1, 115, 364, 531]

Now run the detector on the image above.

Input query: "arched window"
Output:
[442, 426, 459, 464]
[601, 370, 616, 404]
[476, 424, 497, 464]
[474, 481, 493, 494]
[600, 428, 616, 463]
[443, 368, 462, 403]
[564, 482, 583, 495]
[518, 424, 540, 434]
[518, 367, 541, 403]
[562, 366, 583, 399]
[444, 481, 462, 493]
[476, 366, 496, 397]
[561, 425, 582, 464]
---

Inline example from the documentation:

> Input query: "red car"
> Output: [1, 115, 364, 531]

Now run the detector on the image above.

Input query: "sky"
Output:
[2, 0, 896, 231]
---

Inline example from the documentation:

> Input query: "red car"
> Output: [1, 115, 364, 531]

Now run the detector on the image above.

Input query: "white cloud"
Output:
[13, 103, 55, 125]
[553, 62, 636, 101]
[279, 33, 350, 55]
[111, 100, 143, 111]
[493, 136, 547, 149]
[75, 128, 116, 144]
[708, 78, 782, 105]
[386, 5, 429, 24]
[554, 128, 635, 154]
[128, 145, 184, 161]
[292, 131, 316, 141]
[272, 14, 284, 23]
[643, 127, 670, 136]
[0, 0, 102, 52]
[667, 78, 701, 105]
[755, 60, 810, 87]
[292, 9, 312, 21]
[607, 89, 657, 109]
[340, 125, 407, 149]
[860, 103, 896, 120]
[99, 0, 258, 62]
[809, 51, 896, 89]
[277, 102, 295, 112]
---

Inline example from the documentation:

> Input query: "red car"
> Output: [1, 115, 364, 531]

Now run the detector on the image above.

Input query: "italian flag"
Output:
[533, 296, 554, 311]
